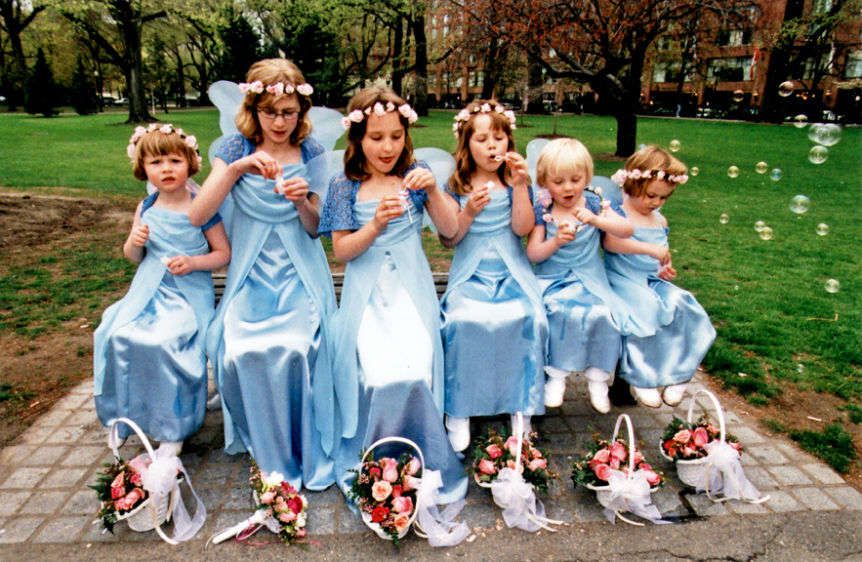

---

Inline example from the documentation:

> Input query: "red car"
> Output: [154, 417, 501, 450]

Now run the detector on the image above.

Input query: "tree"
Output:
[70, 52, 98, 114]
[215, 5, 260, 83]
[25, 47, 55, 116]
[0, 0, 47, 110]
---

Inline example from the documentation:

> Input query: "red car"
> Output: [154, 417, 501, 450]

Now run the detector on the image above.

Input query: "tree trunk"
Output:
[411, 14, 428, 115]
[526, 58, 544, 113]
[615, 110, 637, 157]
[6, 27, 26, 110]
[391, 18, 404, 95]
[172, 46, 186, 108]
[615, 54, 645, 157]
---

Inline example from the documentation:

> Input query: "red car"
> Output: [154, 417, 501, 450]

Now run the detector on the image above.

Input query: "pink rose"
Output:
[505, 435, 520, 457]
[296, 528, 307, 538]
[633, 451, 644, 465]
[116, 488, 144, 511]
[382, 464, 399, 483]
[593, 463, 612, 481]
[371, 480, 392, 501]
[259, 490, 276, 505]
[110, 471, 125, 490]
[610, 441, 627, 461]
[609, 457, 621, 470]
[673, 429, 692, 444]
[643, 470, 662, 487]
[531, 448, 543, 460]
[406, 457, 421, 476]
[730, 441, 743, 453]
[639, 462, 653, 472]
[592, 448, 610, 464]
[391, 484, 403, 498]
[110, 484, 125, 500]
[682, 446, 696, 457]
[393, 513, 411, 533]
[506, 460, 516, 470]
[129, 472, 142, 486]
[528, 458, 547, 471]
[392, 495, 414, 514]
[278, 510, 297, 523]
[486, 444, 503, 459]
[693, 427, 709, 448]
[478, 458, 496, 475]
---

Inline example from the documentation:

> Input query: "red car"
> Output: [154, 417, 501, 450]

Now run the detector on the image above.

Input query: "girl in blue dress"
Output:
[94, 125, 230, 455]
[439, 100, 548, 452]
[188, 58, 337, 490]
[526, 138, 633, 414]
[320, 87, 467, 503]
[603, 145, 716, 408]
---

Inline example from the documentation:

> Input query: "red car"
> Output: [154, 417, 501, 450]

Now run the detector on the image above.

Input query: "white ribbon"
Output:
[210, 508, 274, 545]
[412, 470, 471, 547]
[490, 468, 563, 532]
[700, 441, 768, 503]
[603, 470, 669, 526]
[141, 447, 207, 544]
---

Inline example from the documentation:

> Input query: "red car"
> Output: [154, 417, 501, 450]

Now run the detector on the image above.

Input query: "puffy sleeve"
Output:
[533, 197, 548, 226]
[319, 173, 359, 236]
[585, 191, 602, 214]
[301, 136, 325, 162]
[201, 211, 223, 232]
[213, 133, 253, 164]
[139, 192, 159, 217]
[611, 200, 626, 218]
[406, 160, 431, 209]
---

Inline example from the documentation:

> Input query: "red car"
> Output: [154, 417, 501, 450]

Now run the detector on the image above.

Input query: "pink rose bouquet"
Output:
[90, 453, 153, 533]
[248, 462, 309, 543]
[660, 416, 742, 461]
[571, 437, 664, 489]
[348, 450, 422, 544]
[469, 427, 557, 493]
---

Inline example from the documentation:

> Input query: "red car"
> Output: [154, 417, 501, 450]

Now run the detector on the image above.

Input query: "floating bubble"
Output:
[797, 363, 805, 374]
[808, 145, 828, 164]
[813, 123, 842, 146]
[793, 114, 809, 128]
[669, 139, 681, 152]
[770, 168, 783, 182]
[727, 165, 740, 178]
[733, 284, 739, 291]
[778, 80, 796, 97]
[816, 223, 829, 236]
[824, 279, 840, 293]
[754, 220, 766, 232]
[732, 89, 745, 103]
[758, 226, 774, 240]
[755, 161, 768, 174]
[690, 166, 699, 177]
[719, 213, 729, 224]
[790, 194, 810, 214]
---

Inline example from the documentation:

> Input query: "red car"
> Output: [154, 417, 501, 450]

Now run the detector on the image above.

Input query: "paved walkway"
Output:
[1, 372, 860, 560]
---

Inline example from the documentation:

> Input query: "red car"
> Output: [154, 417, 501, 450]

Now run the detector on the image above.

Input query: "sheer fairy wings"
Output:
[307, 107, 346, 151]
[146, 179, 200, 196]
[414, 147, 455, 231]
[305, 149, 345, 202]
[525, 138, 548, 186]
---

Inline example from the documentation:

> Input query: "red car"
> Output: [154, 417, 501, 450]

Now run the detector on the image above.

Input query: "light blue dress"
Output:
[533, 192, 627, 374]
[604, 206, 716, 388]
[320, 166, 468, 505]
[94, 193, 219, 442]
[441, 187, 547, 418]
[209, 135, 337, 490]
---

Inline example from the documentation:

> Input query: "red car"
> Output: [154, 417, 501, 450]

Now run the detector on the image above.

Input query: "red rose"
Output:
[391, 485, 403, 498]
[593, 463, 612, 481]
[485, 444, 503, 459]
[369, 466, 382, 480]
[370, 505, 389, 523]
[287, 495, 304, 514]
[110, 484, 126, 500]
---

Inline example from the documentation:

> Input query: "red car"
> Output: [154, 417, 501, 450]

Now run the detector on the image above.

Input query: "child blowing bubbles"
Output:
[94, 125, 230, 455]
[603, 145, 716, 408]
[526, 138, 633, 414]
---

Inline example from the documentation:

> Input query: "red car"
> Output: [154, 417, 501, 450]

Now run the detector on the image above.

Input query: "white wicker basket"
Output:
[473, 413, 527, 492]
[358, 436, 425, 541]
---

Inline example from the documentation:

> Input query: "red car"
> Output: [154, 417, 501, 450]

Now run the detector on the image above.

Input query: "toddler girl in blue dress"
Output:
[526, 138, 633, 413]
[94, 125, 230, 455]
[439, 100, 548, 451]
[603, 145, 716, 407]
[320, 87, 467, 503]
[189, 58, 337, 490]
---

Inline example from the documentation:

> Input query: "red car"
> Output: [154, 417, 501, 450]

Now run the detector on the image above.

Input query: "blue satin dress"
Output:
[320, 168, 468, 505]
[441, 187, 547, 418]
[604, 207, 716, 388]
[209, 137, 337, 490]
[94, 194, 219, 442]
[533, 193, 627, 374]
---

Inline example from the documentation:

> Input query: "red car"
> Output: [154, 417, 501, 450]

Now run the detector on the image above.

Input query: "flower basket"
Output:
[469, 416, 555, 495]
[351, 436, 425, 543]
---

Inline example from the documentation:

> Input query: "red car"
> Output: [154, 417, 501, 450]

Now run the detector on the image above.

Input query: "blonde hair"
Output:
[621, 145, 687, 197]
[343, 87, 415, 181]
[235, 58, 312, 145]
[131, 130, 200, 181]
[448, 99, 515, 196]
[535, 137, 593, 188]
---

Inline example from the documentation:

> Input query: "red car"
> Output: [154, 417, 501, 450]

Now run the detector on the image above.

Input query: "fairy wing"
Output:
[526, 138, 549, 186]
[305, 149, 345, 202]
[307, 107, 346, 151]
[590, 175, 623, 207]
[207, 80, 244, 163]
[414, 147, 455, 230]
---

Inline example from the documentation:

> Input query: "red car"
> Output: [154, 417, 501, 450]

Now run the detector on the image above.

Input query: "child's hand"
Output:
[658, 263, 677, 281]
[131, 224, 149, 247]
[277, 177, 309, 203]
[238, 151, 280, 179]
[573, 206, 597, 225]
[651, 245, 671, 265]
[372, 195, 404, 231]
[504, 152, 529, 189]
[465, 184, 490, 217]
[403, 167, 436, 192]
[554, 222, 576, 246]
[165, 255, 195, 276]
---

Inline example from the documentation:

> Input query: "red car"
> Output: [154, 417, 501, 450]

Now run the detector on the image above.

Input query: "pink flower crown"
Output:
[238, 81, 314, 97]
[341, 101, 419, 130]
[126, 123, 202, 165]
[610, 168, 688, 186]
[452, 103, 516, 137]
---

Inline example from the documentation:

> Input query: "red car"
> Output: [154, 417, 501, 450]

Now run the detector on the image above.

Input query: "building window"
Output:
[717, 28, 752, 46]
[845, 50, 862, 78]
[656, 36, 673, 51]
[707, 57, 752, 81]
[468, 54, 476, 66]
[652, 61, 690, 83]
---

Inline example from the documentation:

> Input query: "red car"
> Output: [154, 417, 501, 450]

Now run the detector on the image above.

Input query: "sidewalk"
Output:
[1, 372, 860, 560]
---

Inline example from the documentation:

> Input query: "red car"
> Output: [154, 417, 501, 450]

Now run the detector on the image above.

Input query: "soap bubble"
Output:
[789, 195, 810, 214]
[690, 166, 699, 177]
[669, 139, 681, 152]
[755, 161, 768, 174]
[778, 81, 795, 97]
[770, 168, 783, 182]
[816, 223, 829, 236]
[808, 145, 828, 164]
[727, 165, 740, 178]
[732, 90, 745, 103]
[754, 220, 766, 232]
[793, 114, 809, 128]
[812, 123, 842, 146]
[824, 279, 840, 293]
[758, 226, 773, 240]
[719, 213, 729, 224]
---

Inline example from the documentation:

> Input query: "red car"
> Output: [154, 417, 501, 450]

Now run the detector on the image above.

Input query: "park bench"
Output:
[212, 271, 450, 302]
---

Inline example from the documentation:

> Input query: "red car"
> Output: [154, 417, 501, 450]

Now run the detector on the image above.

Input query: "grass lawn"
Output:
[0, 108, 859, 472]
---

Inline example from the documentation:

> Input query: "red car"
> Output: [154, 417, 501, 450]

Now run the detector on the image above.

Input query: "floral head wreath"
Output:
[238, 81, 314, 97]
[341, 101, 419, 130]
[452, 103, 517, 138]
[610, 168, 688, 186]
[126, 123, 202, 165]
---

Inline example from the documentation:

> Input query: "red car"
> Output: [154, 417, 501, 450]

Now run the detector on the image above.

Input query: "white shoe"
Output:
[206, 393, 222, 411]
[587, 382, 611, 414]
[631, 386, 662, 408]
[445, 416, 471, 452]
[544, 376, 566, 407]
[662, 384, 688, 406]
[157, 441, 183, 456]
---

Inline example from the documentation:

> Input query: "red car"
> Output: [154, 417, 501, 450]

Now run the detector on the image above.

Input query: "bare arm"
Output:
[510, 185, 535, 237]
[122, 202, 147, 263]
[590, 205, 634, 238]
[603, 232, 670, 264]
[526, 222, 575, 263]
[439, 186, 490, 247]
[404, 167, 458, 239]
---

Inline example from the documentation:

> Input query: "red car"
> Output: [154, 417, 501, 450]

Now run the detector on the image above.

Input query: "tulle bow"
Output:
[700, 441, 768, 503]
[491, 467, 562, 532]
[141, 447, 207, 544]
[604, 469, 668, 525]
[412, 470, 472, 546]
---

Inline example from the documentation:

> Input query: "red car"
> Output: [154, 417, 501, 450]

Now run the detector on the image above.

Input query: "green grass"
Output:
[790, 423, 858, 473]
[1, 108, 860, 405]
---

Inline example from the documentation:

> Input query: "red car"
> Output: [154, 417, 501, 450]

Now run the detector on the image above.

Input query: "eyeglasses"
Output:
[257, 107, 300, 120]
